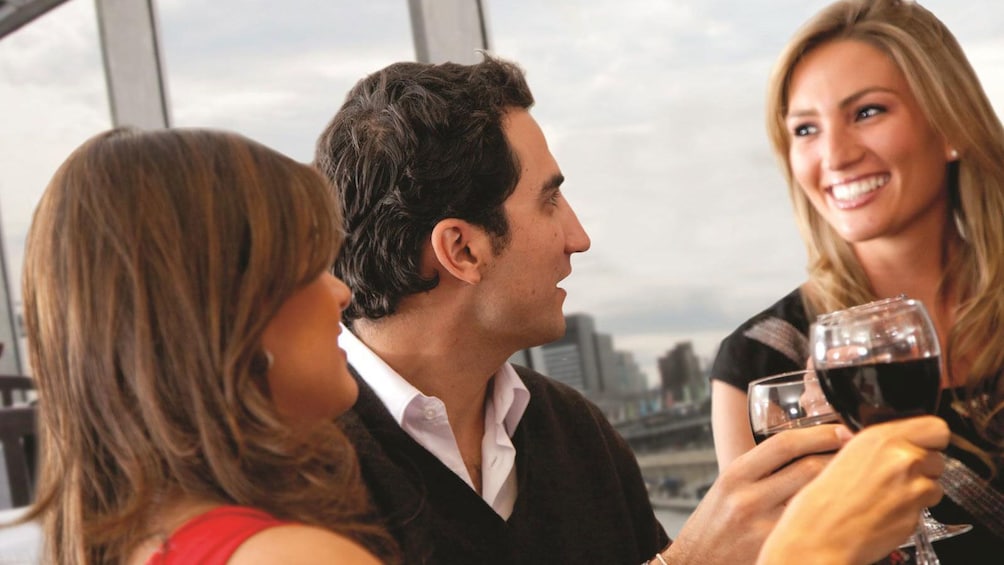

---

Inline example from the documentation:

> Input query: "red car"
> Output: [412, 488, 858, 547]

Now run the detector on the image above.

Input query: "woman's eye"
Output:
[792, 123, 817, 137]
[856, 105, 885, 120]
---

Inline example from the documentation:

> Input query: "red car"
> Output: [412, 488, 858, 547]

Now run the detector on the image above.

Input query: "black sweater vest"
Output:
[339, 364, 669, 564]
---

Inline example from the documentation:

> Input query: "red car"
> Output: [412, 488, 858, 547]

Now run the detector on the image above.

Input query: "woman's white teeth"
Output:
[831, 175, 888, 201]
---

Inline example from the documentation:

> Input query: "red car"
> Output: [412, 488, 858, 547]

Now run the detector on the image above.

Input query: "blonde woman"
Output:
[711, 1, 1004, 562]
[17, 128, 397, 564]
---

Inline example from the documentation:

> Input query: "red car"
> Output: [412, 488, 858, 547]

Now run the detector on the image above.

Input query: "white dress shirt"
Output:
[340, 325, 530, 519]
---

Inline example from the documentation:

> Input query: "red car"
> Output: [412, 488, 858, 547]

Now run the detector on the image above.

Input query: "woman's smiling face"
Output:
[785, 39, 955, 246]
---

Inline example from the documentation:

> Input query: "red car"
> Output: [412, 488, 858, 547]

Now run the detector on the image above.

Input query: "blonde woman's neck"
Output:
[854, 224, 965, 386]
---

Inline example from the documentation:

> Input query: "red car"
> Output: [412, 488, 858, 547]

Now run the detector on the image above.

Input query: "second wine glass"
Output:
[748, 369, 840, 444]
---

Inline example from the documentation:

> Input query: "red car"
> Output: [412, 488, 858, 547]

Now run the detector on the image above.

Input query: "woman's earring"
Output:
[949, 148, 960, 161]
[954, 210, 968, 241]
[251, 348, 275, 374]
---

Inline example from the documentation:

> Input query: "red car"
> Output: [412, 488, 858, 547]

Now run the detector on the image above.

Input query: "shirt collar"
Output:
[339, 323, 530, 436]
[493, 363, 531, 436]
[340, 324, 422, 424]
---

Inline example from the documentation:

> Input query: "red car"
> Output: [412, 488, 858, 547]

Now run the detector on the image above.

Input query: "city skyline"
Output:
[516, 311, 708, 394]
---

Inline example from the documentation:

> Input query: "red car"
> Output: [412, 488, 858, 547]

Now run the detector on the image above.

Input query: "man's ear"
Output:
[429, 219, 491, 284]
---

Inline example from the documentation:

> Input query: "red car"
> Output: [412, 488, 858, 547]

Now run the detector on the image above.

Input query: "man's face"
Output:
[474, 109, 591, 349]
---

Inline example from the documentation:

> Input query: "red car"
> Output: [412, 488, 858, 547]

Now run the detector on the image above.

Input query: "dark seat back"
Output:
[0, 375, 34, 407]
[0, 405, 38, 507]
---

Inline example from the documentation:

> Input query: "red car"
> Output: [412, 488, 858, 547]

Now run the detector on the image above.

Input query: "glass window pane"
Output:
[0, 0, 416, 374]
[492, 0, 1003, 387]
[157, 0, 414, 161]
[0, 0, 111, 374]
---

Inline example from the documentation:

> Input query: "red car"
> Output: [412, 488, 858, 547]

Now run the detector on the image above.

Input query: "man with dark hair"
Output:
[314, 56, 948, 565]
[317, 57, 531, 324]
[317, 57, 645, 563]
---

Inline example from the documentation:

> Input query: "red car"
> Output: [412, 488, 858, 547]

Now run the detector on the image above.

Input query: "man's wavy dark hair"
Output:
[314, 55, 534, 323]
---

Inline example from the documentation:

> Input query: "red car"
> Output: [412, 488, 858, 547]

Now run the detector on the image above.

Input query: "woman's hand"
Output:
[757, 416, 949, 565]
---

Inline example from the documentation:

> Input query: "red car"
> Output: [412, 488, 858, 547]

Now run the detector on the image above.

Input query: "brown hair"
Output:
[21, 128, 396, 563]
[766, 0, 1004, 461]
[314, 55, 534, 323]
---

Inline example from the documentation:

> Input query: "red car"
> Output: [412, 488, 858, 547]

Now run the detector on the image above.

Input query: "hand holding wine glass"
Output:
[810, 296, 949, 564]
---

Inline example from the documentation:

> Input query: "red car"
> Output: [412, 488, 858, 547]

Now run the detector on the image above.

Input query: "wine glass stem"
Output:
[913, 510, 941, 565]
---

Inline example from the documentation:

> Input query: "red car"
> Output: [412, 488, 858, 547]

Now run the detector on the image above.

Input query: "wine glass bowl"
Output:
[748, 369, 840, 444]
[812, 297, 942, 431]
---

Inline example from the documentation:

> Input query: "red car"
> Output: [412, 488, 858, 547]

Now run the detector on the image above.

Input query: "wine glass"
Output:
[810, 296, 950, 564]
[748, 369, 840, 444]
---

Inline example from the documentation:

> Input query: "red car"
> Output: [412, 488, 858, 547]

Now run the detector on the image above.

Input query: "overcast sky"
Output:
[1, 0, 1002, 383]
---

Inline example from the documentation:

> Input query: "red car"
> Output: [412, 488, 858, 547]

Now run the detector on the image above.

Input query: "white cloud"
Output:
[0, 0, 110, 302]
[966, 38, 1004, 117]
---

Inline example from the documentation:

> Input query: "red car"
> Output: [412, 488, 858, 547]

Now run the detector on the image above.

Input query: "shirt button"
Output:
[423, 408, 437, 420]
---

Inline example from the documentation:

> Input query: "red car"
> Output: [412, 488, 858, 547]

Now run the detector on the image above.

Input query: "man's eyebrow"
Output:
[541, 173, 564, 195]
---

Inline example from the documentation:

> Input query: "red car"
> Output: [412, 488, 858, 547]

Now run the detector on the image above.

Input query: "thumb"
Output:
[834, 424, 854, 445]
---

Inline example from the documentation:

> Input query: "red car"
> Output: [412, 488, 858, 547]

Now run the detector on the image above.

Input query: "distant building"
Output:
[560, 314, 602, 393]
[657, 342, 707, 405]
[594, 333, 618, 392]
[509, 318, 715, 452]
[612, 350, 648, 395]
[594, 333, 647, 395]
[513, 313, 601, 394]
[509, 313, 649, 402]
[508, 346, 546, 374]
[540, 343, 586, 391]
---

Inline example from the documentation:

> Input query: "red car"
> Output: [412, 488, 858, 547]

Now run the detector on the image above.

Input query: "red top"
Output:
[147, 506, 287, 564]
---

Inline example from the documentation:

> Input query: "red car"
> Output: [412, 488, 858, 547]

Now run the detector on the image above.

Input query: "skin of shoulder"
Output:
[710, 379, 755, 470]
[227, 524, 382, 565]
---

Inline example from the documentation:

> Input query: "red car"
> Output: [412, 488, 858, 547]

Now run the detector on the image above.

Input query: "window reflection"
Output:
[157, 0, 414, 161]
[0, 0, 109, 374]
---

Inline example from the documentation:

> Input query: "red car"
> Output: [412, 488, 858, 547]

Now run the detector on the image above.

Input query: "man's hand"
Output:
[659, 423, 846, 565]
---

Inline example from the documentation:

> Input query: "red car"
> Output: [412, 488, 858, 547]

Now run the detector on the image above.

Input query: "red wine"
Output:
[817, 357, 940, 431]
[752, 413, 841, 444]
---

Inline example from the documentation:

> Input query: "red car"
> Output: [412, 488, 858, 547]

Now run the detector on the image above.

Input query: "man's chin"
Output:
[534, 320, 567, 347]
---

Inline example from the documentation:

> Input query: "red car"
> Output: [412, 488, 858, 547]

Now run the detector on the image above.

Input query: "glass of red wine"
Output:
[810, 296, 948, 564]
[748, 369, 840, 444]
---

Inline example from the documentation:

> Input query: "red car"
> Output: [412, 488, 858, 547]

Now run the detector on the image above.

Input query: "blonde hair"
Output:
[766, 0, 1004, 453]
[21, 128, 395, 563]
